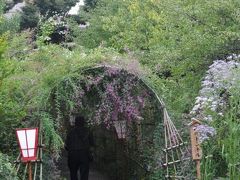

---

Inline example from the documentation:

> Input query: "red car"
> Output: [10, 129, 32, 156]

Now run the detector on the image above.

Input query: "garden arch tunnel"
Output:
[46, 65, 188, 179]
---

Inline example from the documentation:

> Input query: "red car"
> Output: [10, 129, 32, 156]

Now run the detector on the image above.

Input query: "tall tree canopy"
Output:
[84, 0, 98, 11]
[34, 0, 78, 15]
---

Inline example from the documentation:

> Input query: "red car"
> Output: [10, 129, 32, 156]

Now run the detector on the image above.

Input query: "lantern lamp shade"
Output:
[113, 121, 126, 139]
[16, 128, 38, 162]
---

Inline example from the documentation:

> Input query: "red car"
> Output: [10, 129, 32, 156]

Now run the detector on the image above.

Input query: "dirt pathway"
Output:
[59, 150, 110, 180]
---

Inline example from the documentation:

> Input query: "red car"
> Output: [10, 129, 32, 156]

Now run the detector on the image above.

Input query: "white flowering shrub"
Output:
[190, 56, 240, 142]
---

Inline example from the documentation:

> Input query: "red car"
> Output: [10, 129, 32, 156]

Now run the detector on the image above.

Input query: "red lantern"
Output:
[16, 128, 39, 162]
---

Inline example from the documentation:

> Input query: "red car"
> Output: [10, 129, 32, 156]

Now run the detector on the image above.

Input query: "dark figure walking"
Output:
[65, 116, 94, 180]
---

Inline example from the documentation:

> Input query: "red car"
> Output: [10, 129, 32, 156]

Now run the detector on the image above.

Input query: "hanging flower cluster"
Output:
[67, 67, 149, 128]
[190, 55, 240, 142]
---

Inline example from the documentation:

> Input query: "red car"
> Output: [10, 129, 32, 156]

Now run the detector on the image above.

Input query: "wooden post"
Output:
[28, 162, 32, 180]
[196, 160, 201, 179]
[189, 118, 202, 180]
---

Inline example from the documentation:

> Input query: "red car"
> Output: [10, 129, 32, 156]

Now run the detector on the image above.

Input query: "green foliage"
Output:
[0, 15, 20, 34]
[0, 152, 18, 179]
[20, 4, 39, 30]
[84, 0, 98, 11]
[201, 80, 240, 179]
[41, 112, 64, 156]
[0, 67, 28, 151]
[219, 88, 240, 179]
[0, 0, 5, 14]
[0, 16, 23, 152]
[35, 0, 78, 15]
[0, 34, 7, 59]
[4, 31, 33, 61]
[37, 15, 71, 45]
[99, 0, 240, 53]
[74, 0, 122, 49]
[0, 1, 20, 34]
[37, 17, 56, 45]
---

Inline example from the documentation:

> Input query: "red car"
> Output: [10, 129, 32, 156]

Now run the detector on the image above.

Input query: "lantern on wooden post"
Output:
[189, 118, 202, 180]
[113, 120, 127, 139]
[16, 128, 39, 180]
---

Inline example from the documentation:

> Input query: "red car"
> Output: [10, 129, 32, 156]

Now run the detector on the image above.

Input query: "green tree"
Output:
[84, 0, 98, 11]
[74, 0, 123, 49]
[35, 0, 78, 15]
[20, 4, 39, 30]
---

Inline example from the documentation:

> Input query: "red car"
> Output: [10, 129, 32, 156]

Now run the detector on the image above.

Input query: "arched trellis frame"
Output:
[47, 65, 189, 179]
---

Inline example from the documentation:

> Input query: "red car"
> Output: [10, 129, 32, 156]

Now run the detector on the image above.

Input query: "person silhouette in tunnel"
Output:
[65, 116, 94, 180]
